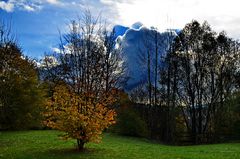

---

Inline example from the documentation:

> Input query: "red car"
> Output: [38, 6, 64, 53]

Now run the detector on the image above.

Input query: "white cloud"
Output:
[101, 0, 240, 39]
[0, 1, 14, 12]
[45, 0, 62, 5]
[0, 0, 64, 12]
[46, 0, 58, 4]
[0, 0, 43, 12]
[100, 0, 115, 5]
[23, 5, 35, 11]
[1, 0, 240, 39]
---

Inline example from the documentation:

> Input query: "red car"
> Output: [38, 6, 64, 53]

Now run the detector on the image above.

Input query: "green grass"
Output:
[0, 130, 240, 159]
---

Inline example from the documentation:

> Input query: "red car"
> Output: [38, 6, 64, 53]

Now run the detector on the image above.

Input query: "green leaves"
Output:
[0, 43, 45, 130]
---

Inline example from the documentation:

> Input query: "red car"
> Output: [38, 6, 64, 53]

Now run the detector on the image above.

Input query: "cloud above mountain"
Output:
[100, 0, 240, 39]
[1, 0, 239, 59]
[1, 0, 239, 39]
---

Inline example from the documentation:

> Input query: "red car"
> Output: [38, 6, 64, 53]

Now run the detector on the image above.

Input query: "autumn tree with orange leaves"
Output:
[41, 10, 124, 150]
[43, 85, 116, 150]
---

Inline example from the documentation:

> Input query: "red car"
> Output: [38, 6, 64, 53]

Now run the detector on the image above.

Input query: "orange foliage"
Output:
[43, 85, 116, 145]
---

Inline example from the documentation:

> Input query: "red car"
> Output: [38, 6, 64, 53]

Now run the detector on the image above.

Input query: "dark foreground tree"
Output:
[164, 20, 240, 143]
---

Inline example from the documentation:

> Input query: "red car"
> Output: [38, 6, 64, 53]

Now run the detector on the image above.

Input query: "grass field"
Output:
[0, 130, 240, 159]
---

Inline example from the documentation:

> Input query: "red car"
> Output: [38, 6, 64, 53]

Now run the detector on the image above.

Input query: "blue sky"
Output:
[1, 0, 240, 58]
[0, 0, 117, 59]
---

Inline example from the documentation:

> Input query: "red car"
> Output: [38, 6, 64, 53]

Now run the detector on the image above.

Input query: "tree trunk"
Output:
[77, 139, 85, 151]
[154, 31, 158, 106]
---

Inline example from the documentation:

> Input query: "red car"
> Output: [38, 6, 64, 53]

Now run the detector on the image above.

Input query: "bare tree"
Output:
[165, 20, 240, 143]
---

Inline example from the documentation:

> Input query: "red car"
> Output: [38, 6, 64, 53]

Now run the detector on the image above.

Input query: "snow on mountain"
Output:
[114, 23, 178, 91]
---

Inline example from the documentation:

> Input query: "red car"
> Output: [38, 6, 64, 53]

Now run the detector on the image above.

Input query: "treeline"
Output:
[126, 20, 240, 144]
[0, 22, 45, 130]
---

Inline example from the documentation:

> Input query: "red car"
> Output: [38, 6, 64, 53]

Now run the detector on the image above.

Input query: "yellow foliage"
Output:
[43, 84, 116, 144]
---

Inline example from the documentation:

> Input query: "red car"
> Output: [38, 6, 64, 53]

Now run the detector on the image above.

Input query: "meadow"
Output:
[0, 130, 239, 159]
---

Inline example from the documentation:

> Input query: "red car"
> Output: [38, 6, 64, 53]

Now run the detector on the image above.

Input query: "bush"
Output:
[113, 108, 148, 137]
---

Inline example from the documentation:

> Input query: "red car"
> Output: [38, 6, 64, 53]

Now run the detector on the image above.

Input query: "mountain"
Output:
[39, 23, 179, 92]
[114, 23, 178, 91]
[113, 25, 129, 38]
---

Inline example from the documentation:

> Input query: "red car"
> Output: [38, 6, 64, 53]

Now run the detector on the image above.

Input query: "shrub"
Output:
[113, 108, 148, 137]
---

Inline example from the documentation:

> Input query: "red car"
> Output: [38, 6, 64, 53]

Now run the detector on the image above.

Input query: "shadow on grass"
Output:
[0, 141, 13, 147]
[50, 147, 103, 154]
[43, 147, 110, 158]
